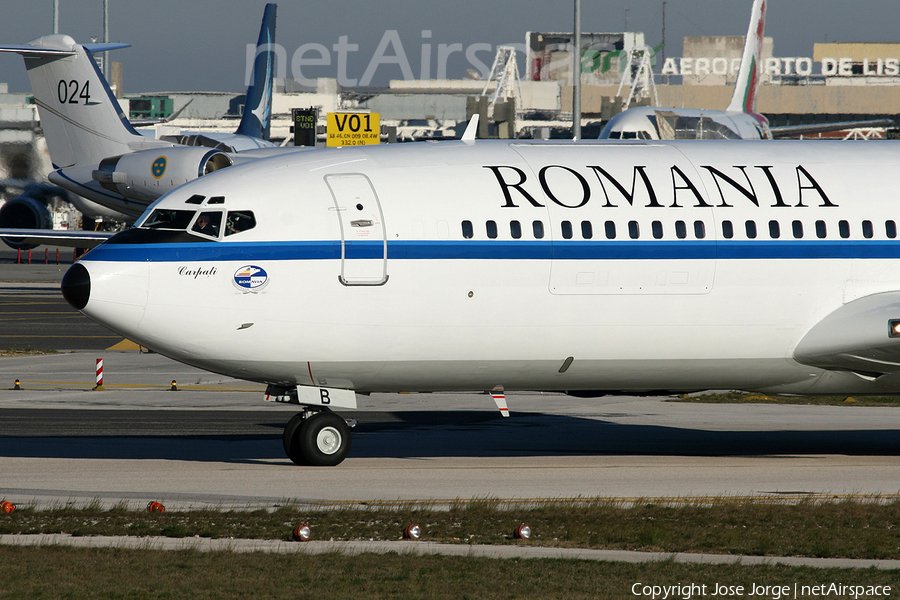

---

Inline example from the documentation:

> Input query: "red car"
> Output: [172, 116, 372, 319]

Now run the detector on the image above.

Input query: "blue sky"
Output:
[0, 1, 897, 94]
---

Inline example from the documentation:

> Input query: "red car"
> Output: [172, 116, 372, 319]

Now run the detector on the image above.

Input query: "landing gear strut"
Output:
[283, 409, 352, 466]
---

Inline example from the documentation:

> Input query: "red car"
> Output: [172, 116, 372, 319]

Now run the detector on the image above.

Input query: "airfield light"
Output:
[293, 524, 312, 541]
[889, 320, 900, 338]
[146, 501, 166, 513]
[0, 501, 15, 514]
[514, 523, 531, 540]
[403, 524, 421, 540]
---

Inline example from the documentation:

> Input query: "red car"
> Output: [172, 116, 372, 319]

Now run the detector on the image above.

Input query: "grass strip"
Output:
[2, 497, 900, 560]
[0, 545, 898, 600]
[0, 348, 59, 358]
[670, 391, 900, 406]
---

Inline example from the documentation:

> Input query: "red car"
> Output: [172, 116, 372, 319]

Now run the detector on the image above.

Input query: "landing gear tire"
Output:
[284, 411, 351, 466]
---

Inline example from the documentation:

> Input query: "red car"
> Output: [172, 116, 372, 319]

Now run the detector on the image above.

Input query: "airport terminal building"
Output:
[238, 35, 900, 140]
[1, 33, 900, 162]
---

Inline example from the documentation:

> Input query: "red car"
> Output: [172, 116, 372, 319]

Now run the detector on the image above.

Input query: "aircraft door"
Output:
[325, 173, 388, 286]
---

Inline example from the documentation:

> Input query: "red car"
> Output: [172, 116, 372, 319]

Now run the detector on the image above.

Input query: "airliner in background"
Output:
[599, 0, 892, 141]
[0, 3, 296, 245]
[60, 135, 900, 466]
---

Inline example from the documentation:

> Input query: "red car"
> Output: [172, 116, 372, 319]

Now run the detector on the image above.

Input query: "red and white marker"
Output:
[93, 358, 105, 391]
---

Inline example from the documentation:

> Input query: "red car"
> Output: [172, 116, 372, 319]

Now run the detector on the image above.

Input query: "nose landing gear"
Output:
[283, 409, 353, 466]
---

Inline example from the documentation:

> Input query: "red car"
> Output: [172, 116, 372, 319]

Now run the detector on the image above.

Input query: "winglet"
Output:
[461, 114, 479, 142]
[236, 3, 276, 140]
[727, 0, 766, 113]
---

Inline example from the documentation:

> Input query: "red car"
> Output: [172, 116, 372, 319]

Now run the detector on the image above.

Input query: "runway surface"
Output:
[0, 258, 898, 508]
[2, 351, 900, 508]
[0, 246, 122, 350]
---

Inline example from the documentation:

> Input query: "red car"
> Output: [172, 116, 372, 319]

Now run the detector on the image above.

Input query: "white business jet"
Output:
[60, 135, 900, 466]
[0, 4, 293, 245]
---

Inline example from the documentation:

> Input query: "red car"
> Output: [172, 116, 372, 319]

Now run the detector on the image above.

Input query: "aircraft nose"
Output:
[61, 262, 91, 310]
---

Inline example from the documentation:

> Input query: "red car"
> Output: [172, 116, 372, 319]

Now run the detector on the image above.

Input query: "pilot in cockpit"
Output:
[193, 213, 220, 237]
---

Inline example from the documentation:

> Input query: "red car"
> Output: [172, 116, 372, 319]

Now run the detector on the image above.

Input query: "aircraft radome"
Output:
[61, 136, 900, 466]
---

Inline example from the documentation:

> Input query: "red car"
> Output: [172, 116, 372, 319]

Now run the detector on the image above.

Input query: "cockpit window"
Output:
[142, 209, 195, 230]
[191, 211, 222, 237]
[225, 210, 256, 236]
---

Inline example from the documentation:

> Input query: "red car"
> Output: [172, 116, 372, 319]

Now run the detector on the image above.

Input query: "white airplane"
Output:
[601, 0, 770, 140]
[599, 0, 891, 141]
[0, 4, 291, 242]
[60, 135, 900, 466]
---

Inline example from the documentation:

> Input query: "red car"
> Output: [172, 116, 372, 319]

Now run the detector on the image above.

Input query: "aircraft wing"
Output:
[793, 292, 900, 379]
[0, 229, 114, 249]
[771, 119, 895, 138]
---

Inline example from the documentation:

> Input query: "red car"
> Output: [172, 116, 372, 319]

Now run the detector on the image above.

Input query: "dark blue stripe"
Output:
[716, 240, 900, 259]
[83, 239, 900, 263]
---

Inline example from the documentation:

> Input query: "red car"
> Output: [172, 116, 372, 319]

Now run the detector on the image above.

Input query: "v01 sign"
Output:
[327, 112, 380, 147]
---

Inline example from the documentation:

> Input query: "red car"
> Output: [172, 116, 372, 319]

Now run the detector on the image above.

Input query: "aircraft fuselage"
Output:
[65, 139, 900, 396]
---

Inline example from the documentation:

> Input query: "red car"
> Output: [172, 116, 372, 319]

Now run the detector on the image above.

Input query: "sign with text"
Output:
[326, 112, 380, 147]
[291, 108, 318, 147]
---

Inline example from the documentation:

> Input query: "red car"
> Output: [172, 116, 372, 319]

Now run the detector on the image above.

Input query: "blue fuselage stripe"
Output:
[83, 239, 900, 262]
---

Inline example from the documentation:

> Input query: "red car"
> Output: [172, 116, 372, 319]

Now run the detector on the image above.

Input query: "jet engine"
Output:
[93, 146, 234, 203]
[0, 195, 52, 249]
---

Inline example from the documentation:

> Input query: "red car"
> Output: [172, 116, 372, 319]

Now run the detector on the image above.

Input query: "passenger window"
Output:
[694, 221, 706, 239]
[675, 221, 687, 239]
[768, 220, 780, 239]
[581, 221, 593, 240]
[604, 221, 616, 239]
[792, 220, 803, 239]
[533, 221, 544, 239]
[486, 220, 498, 239]
[628, 221, 640, 239]
[191, 211, 222, 237]
[887, 220, 897, 239]
[839, 220, 850, 239]
[462, 220, 474, 239]
[225, 210, 256, 236]
[815, 220, 826, 239]
[561, 221, 573, 240]
[652, 221, 663, 239]
[745, 220, 757, 239]
[722, 220, 733, 239]
[510, 220, 522, 239]
[862, 220, 873, 239]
